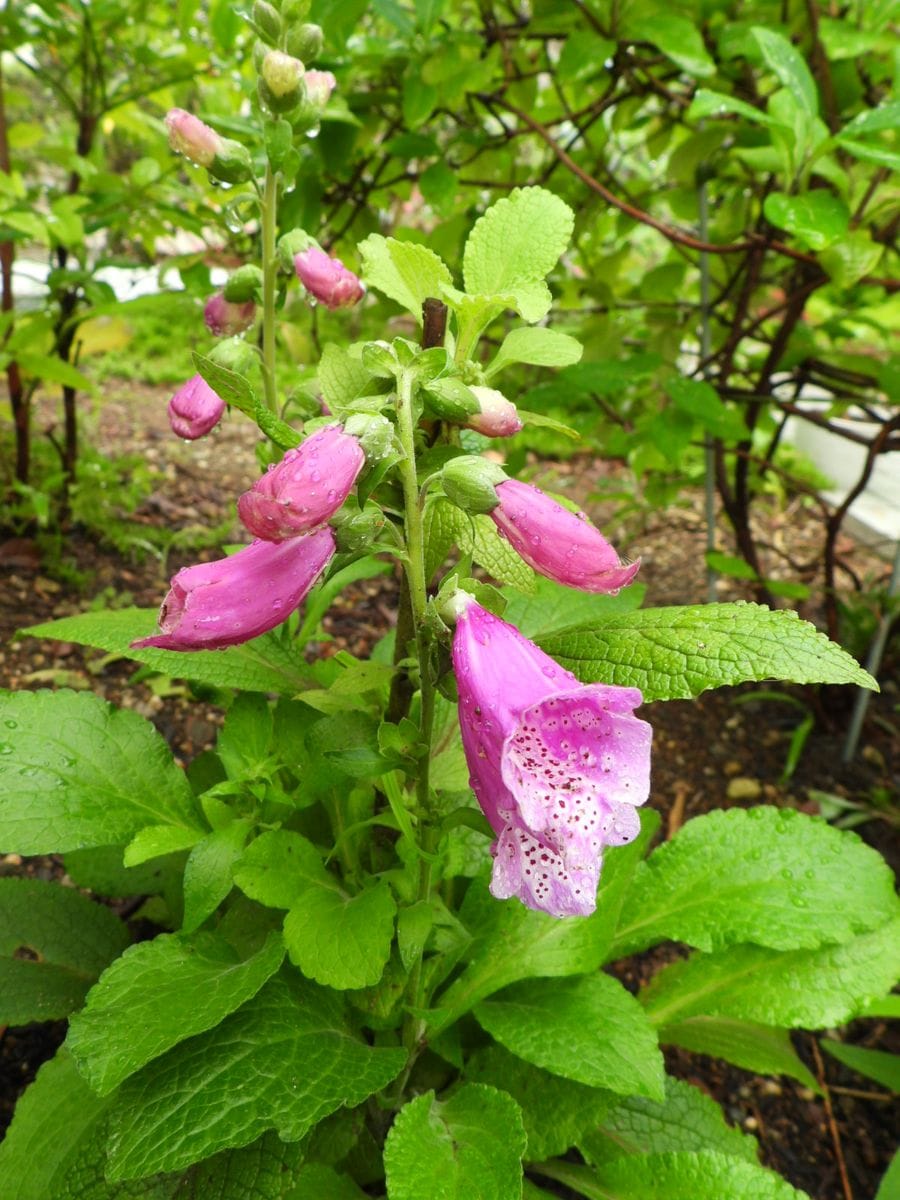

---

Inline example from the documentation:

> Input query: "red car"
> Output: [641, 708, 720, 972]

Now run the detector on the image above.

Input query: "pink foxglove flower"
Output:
[168, 374, 226, 440]
[490, 479, 640, 593]
[237, 425, 365, 541]
[451, 596, 651, 918]
[466, 386, 523, 438]
[294, 247, 365, 310]
[204, 293, 256, 337]
[165, 109, 222, 167]
[131, 529, 335, 652]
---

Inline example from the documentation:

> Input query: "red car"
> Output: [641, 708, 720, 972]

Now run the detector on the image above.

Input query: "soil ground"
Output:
[1, 381, 898, 1199]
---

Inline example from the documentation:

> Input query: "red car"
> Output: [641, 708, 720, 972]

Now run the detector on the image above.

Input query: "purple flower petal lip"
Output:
[168, 374, 226, 440]
[203, 292, 256, 337]
[294, 247, 365, 310]
[237, 424, 365, 542]
[452, 598, 651, 918]
[130, 529, 335, 652]
[490, 479, 640, 594]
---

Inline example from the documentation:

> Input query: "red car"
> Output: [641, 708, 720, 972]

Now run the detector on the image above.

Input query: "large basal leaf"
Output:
[0, 1052, 305, 1200]
[463, 187, 574, 298]
[466, 1044, 612, 1162]
[22, 609, 314, 694]
[545, 1150, 809, 1199]
[474, 974, 664, 1100]
[611, 807, 899, 957]
[359, 235, 453, 322]
[66, 929, 285, 1095]
[384, 1084, 526, 1200]
[659, 1017, 818, 1091]
[0, 689, 201, 854]
[106, 975, 407, 1180]
[579, 1075, 758, 1166]
[0, 878, 128, 1025]
[539, 603, 876, 701]
[429, 810, 659, 1034]
[642, 918, 900, 1030]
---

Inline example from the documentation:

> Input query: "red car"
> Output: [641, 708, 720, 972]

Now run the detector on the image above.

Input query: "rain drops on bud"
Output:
[294, 247, 365, 310]
[204, 292, 256, 337]
[466, 386, 523, 438]
[168, 375, 226, 440]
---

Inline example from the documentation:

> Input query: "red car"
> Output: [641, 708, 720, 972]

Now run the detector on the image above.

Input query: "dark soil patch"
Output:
[1, 381, 898, 1197]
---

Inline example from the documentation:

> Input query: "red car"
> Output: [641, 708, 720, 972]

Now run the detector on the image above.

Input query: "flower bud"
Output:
[423, 378, 480, 423]
[331, 503, 386, 552]
[277, 228, 316, 273]
[204, 292, 256, 337]
[223, 264, 264, 303]
[165, 109, 222, 168]
[252, 0, 282, 44]
[237, 424, 365, 541]
[208, 337, 257, 376]
[286, 22, 324, 60]
[441, 456, 507, 515]
[294, 246, 364, 309]
[301, 68, 337, 110]
[466, 386, 523, 438]
[260, 49, 307, 98]
[168, 375, 226, 440]
[207, 138, 254, 185]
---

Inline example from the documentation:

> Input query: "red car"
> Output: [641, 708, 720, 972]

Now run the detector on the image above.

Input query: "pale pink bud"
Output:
[261, 50, 305, 98]
[491, 479, 640, 593]
[237, 424, 365, 541]
[203, 292, 256, 337]
[165, 109, 223, 168]
[131, 530, 335, 652]
[452, 596, 651, 917]
[303, 69, 337, 108]
[466, 386, 523, 438]
[168, 375, 226, 440]
[294, 247, 365, 310]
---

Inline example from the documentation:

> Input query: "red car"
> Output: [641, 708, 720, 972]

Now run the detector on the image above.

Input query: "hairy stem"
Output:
[260, 163, 278, 413]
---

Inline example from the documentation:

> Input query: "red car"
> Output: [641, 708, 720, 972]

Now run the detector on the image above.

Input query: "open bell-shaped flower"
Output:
[237, 424, 365, 542]
[490, 479, 640, 594]
[168, 374, 226, 440]
[131, 529, 335, 652]
[450, 594, 651, 918]
[294, 247, 365, 310]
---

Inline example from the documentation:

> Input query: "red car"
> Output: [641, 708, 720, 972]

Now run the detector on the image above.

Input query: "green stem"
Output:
[260, 162, 278, 414]
[395, 367, 438, 1063]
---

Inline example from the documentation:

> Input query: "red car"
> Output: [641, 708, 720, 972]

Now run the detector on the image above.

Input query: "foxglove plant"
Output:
[1, 11, 893, 1200]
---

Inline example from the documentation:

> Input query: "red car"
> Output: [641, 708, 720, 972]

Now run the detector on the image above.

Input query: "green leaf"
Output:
[0, 878, 128, 1025]
[217, 693, 274, 779]
[486, 327, 583, 379]
[284, 879, 396, 989]
[424, 494, 463, 580]
[123, 824, 203, 867]
[0, 689, 201, 854]
[611, 807, 899, 957]
[820, 231, 884, 287]
[192, 351, 257, 415]
[821, 1040, 900, 1092]
[515, 410, 581, 440]
[502, 576, 645, 639]
[751, 27, 818, 117]
[16, 354, 95, 394]
[287, 1163, 369, 1199]
[0, 1051, 305, 1200]
[106, 975, 407, 1180]
[429, 811, 659, 1033]
[666, 376, 747, 441]
[763, 191, 849, 251]
[182, 819, 253, 933]
[475, 974, 664, 1100]
[838, 101, 900, 138]
[687, 90, 780, 127]
[466, 1044, 612, 1161]
[317, 344, 378, 417]
[234, 830, 331, 909]
[580, 1076, 758, 1166]
[659, 1017, 818, 1090]
[642, 918, 900, 1030]
[559, 1150, 810, 1199]
[359, 235, 453, 323]
[538, 603, 877, 702]
[463, 188, 574, 297]
[22, 609, 315, 694]
[66, 929, 284, 1095]
[624, 11, 716, 77]
[384, 1084, 526, 1200]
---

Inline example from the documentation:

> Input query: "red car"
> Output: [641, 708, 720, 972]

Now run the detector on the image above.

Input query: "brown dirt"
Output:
[1, 382, 897, 1198]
